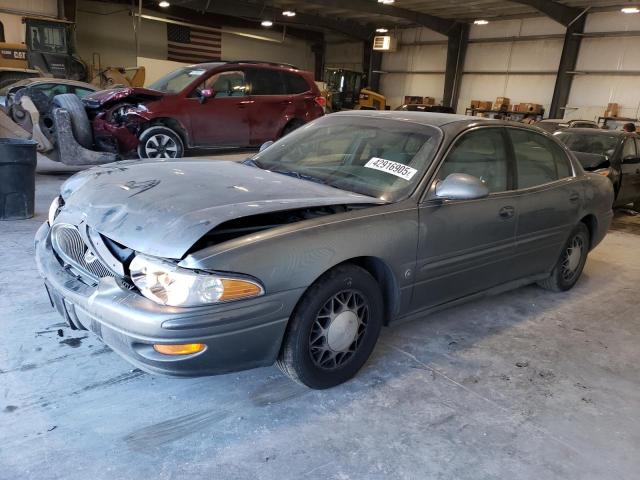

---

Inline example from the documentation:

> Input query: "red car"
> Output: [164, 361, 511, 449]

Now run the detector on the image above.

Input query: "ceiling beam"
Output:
[180, 0, 373, 41]
[299, 0, 457, 36]
[508, 0, 583, 26]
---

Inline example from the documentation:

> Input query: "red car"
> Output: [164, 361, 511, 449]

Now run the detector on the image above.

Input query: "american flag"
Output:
[167, 22, 222, 63]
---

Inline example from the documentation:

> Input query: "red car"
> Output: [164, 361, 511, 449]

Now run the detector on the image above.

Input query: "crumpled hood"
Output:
[83, 87, 164, 109]
[58, 159, 379, 259]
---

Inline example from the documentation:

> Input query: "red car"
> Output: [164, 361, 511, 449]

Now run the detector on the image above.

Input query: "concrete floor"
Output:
[1, 158, 639, 480]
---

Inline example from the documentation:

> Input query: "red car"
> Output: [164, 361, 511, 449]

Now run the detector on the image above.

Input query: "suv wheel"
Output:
[138, 126, 184, 159]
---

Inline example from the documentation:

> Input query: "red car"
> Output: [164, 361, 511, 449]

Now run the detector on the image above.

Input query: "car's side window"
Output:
[283, 72, 310, 94]
[437, 128, 508, 193]
[508, 129, 572, 189]
[201, 71, 247, 97]
[622, 138, 637, 161]
[74, 87, 94, 99]
[248, 69, 285, 95]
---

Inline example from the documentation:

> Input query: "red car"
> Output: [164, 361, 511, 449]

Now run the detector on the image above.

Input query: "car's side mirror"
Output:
[199, 88, 215, 104]
[435, 173, 490, 200]
[259, 140, 274, 152]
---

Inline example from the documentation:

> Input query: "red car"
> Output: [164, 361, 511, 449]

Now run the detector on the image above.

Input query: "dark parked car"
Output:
[36, 112, 613, 389]
[555, 128, 640, 209]
[536, 118, 599, 133]
[78, 61, 325, 158]
[395, 104, 455, 114]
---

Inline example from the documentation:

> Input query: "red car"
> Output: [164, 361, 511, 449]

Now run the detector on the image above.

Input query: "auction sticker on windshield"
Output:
[364, 157, 418, 181]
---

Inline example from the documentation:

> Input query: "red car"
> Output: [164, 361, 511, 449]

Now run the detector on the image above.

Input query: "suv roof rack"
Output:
[224, 60, 299, 70]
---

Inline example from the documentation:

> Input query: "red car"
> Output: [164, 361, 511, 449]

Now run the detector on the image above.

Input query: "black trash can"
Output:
[0, 138, 38, 220]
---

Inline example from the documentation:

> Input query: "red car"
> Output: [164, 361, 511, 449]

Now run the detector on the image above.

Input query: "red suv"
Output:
[82, 61, 325, 158]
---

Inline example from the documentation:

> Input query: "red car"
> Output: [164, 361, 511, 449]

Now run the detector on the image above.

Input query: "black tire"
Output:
[280, 119, 304, 138]
[276, 264, 384, 389]
[538, 223, 590, 292]
[137, 125, 184, 159]
[52, 93, 93, 149]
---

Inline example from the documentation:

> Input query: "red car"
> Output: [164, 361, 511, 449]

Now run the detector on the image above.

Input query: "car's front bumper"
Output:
[35, 222, 302, 377]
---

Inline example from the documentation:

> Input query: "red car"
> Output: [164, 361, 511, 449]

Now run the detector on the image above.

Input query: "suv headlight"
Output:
[48, 196, 64, 225]
[129, 254, 264, 307]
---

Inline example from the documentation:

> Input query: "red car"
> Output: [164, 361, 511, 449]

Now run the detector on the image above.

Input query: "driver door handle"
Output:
[499, 205, 515, 219]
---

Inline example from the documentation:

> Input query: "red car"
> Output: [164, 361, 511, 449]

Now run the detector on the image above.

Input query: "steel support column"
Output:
[443, 23, 469, 111]
[549, 16, 585, 118]
[312, 43, 325, 81]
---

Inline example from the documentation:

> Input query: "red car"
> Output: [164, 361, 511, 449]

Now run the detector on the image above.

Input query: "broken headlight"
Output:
[48, 196, 64, 225]
[129, 254, 264, 307]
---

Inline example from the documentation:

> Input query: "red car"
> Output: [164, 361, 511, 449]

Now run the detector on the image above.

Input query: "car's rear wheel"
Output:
[280, 119, 304, 138]
[137, 125, 184, 159]
[276, 264, 383, 389]
[538, 223, 590, 292]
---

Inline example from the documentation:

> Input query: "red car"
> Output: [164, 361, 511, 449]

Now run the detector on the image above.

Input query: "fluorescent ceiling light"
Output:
[282, 10, 296, 17]
[376, 28, 389, 33]
[261, 20, 273, 27]
[158, 1, 170, 7]
[474, 19, 489, 25]
[621, 6, 640, 13]
[378, 0, 395, 4]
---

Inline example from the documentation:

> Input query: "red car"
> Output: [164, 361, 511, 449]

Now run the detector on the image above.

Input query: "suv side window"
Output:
[202, 71, 247, 97]
[283, 72, 310, 94]
[508, 129, 572, 189]
[248, 69, 285, 95]
[622, 138, 637, 161]
[437, 128, 509, 193]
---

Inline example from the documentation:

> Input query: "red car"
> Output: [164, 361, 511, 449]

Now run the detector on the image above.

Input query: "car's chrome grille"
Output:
[51, 224, 113, 283]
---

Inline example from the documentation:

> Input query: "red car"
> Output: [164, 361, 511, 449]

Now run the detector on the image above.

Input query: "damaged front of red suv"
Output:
[83, 88, 165, 156]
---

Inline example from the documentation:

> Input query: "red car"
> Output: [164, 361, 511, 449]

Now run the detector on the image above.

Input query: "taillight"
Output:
[315, 96, 327, 108]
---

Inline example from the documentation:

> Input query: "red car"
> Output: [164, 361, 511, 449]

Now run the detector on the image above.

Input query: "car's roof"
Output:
[539, 118, 595, 123]
[10, 77, 98, 89]
[558, 128, 629, 136]
[332, 110, 483, 127]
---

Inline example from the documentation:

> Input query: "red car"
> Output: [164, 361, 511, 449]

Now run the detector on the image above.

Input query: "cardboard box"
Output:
[494, 96, 510, 107]
[519, 103, 543, 114]
[471, 100, 493, 110]
[404, 96, 423, 105]
[605, 103, 619, 117]
[423, 96, 435, 106]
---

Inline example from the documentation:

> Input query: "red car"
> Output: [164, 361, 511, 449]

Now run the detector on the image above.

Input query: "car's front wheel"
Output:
[138, 125, 184, 159]
[277, 264, 383, 389]
[538, 223, 590, 292]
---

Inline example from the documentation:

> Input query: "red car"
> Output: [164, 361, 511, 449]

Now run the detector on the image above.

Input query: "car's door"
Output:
[187, 70, 250, 147]
[506, 127, 579, 278]
[617, 137, 640, 205]
[246, 68, 291, 144]
[413, 127, 518, 310]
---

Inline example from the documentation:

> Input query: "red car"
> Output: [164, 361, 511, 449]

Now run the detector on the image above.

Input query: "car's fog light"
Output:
[153, 343, 206, 355]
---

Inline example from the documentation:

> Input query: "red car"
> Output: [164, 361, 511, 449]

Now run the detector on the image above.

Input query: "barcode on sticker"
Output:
[364, 157, 417, 181]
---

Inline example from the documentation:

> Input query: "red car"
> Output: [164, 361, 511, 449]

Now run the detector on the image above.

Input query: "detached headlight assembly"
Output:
[48, 196, 64, 225]
[129, 254, 264, 307]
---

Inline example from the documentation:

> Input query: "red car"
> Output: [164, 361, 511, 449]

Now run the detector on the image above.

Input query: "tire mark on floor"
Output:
[124, 408, 230, 451]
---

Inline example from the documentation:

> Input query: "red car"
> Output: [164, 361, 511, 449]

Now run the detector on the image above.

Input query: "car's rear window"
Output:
[555, 131, 619, 157]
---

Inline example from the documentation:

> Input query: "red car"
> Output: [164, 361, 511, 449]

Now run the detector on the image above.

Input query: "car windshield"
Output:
[555, 131, 620, 157]
[248, 115, 441, 202]
[148, 67, 208, 94]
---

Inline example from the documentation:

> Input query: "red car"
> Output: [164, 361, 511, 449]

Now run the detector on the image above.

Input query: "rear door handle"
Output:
[236, 100, 254, 108]
[569, 192, 580, 203]
[499, 205, 515, 219]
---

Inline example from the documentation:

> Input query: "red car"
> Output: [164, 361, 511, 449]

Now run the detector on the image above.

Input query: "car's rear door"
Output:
[246, 68, 291, 144]
[413, 126, 519, 310]
[617, 137, 640, 206]
[187, 70, 250, 147]
[506, 127, 579, 278]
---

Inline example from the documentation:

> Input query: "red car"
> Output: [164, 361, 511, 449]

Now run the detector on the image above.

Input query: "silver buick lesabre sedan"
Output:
[35, 111, 614, 389]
